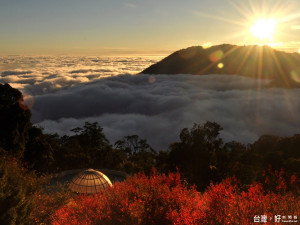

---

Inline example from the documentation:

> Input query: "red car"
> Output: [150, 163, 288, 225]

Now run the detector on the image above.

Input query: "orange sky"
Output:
[1, 0, 300, 55]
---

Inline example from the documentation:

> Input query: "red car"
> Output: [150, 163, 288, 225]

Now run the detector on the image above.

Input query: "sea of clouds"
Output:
[0, 55, 159, 95]
[1, 56, 300, 150]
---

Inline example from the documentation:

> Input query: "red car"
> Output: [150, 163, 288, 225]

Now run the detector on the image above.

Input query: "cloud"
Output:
[69, 69, 113, 74]
[2, 56, 299, 150]
[31, 74, 300, 150]
[0, 55, 160, 95]
[1, 70, 33, 76]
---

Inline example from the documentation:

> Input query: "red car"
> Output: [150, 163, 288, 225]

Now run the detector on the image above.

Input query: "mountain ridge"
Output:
[140, 44, 300, 88]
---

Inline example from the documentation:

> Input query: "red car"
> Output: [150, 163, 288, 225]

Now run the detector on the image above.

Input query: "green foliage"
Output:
[0, 155, 43, 225]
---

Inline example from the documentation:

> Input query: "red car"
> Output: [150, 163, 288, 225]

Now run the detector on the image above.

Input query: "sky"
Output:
[1, 0, 300, 55]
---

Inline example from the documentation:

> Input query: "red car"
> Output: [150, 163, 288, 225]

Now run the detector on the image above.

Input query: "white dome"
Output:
[69, 169, 112, 194]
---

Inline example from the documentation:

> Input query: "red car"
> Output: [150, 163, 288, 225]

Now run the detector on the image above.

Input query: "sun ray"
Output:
[247, 0, 259, 16]
[257, 46, 263, 94]
[278, 13, 300, 23]
[229, 0, 251, 19]
[268, 47, 296, 118]
[269, 0, 284, 14]
[223, 31, 248, 42]
[193, 0, 300, 51]
[255, 46, 263, 126]
[268, 48, 290, 87]
[197, 45, 241, 74]
[191, 11, 245, 26]
[235, 45, 254, 75]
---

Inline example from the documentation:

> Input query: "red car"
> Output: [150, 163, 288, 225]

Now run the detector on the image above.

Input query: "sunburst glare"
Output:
[193, 0, 300, 51]
[250, 18, 276, 40]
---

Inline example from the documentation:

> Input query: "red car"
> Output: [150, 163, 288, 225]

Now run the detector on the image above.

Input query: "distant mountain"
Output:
[141, 44, 300, 87]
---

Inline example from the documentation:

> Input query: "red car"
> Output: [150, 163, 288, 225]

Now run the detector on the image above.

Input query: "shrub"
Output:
[202, 177, 299, 224]
[35, 170, 299, 225]
[0, 155, 41, 225]
[52, 170, 204, 225]
[32, 186, 74, 225]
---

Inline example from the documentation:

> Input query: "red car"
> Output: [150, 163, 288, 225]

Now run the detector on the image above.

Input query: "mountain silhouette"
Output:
[141, 44, 300, 87]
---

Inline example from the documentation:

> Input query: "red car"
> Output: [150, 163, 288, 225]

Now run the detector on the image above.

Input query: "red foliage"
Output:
[52, 171, 204, 225]
[35, 170, 300, 225]
[261, 167, 300, 193]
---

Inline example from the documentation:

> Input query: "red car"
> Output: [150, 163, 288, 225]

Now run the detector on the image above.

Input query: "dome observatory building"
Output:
[69, 169, 113, 194]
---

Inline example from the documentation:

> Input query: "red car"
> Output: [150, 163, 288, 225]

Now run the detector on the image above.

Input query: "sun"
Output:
[250, 18, 276, 40]
[194, 0, 300, 49]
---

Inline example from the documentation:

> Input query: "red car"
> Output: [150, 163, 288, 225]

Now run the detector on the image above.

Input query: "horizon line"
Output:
[0, 44, 299, 57]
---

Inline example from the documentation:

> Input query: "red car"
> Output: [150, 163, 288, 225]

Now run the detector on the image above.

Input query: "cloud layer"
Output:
[1, 56, 300, 150]
[31, 74, 300, 150]
[0, 55, 159, 95]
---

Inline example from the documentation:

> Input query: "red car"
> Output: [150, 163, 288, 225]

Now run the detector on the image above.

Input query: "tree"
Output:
[115, 135, 157, 174]
[252, 134, 300, 178]
[169, 122, 223, 190]
[24, 126, 55, 173]
[115, 135, 154, 155]
[57, 122, 119, 170]
[0, 84, 32, 157]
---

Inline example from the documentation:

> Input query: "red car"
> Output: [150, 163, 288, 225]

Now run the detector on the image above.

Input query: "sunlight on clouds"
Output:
[0, 56, 162, 95]
[9, 83, 26, 90]
[19, 94, 34, 110]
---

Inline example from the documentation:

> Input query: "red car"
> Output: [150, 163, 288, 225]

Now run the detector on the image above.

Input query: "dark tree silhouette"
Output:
[169, 122, 223, 190]
[0, 83, 32, 158]
[56, 122, 122, 170]
[115, 135, 157, 174]
[24, 127, 55, 172]
[115, 135, 155, 155]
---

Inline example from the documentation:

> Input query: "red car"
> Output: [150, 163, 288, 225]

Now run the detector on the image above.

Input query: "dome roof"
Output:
[69, 169, 112, 194]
